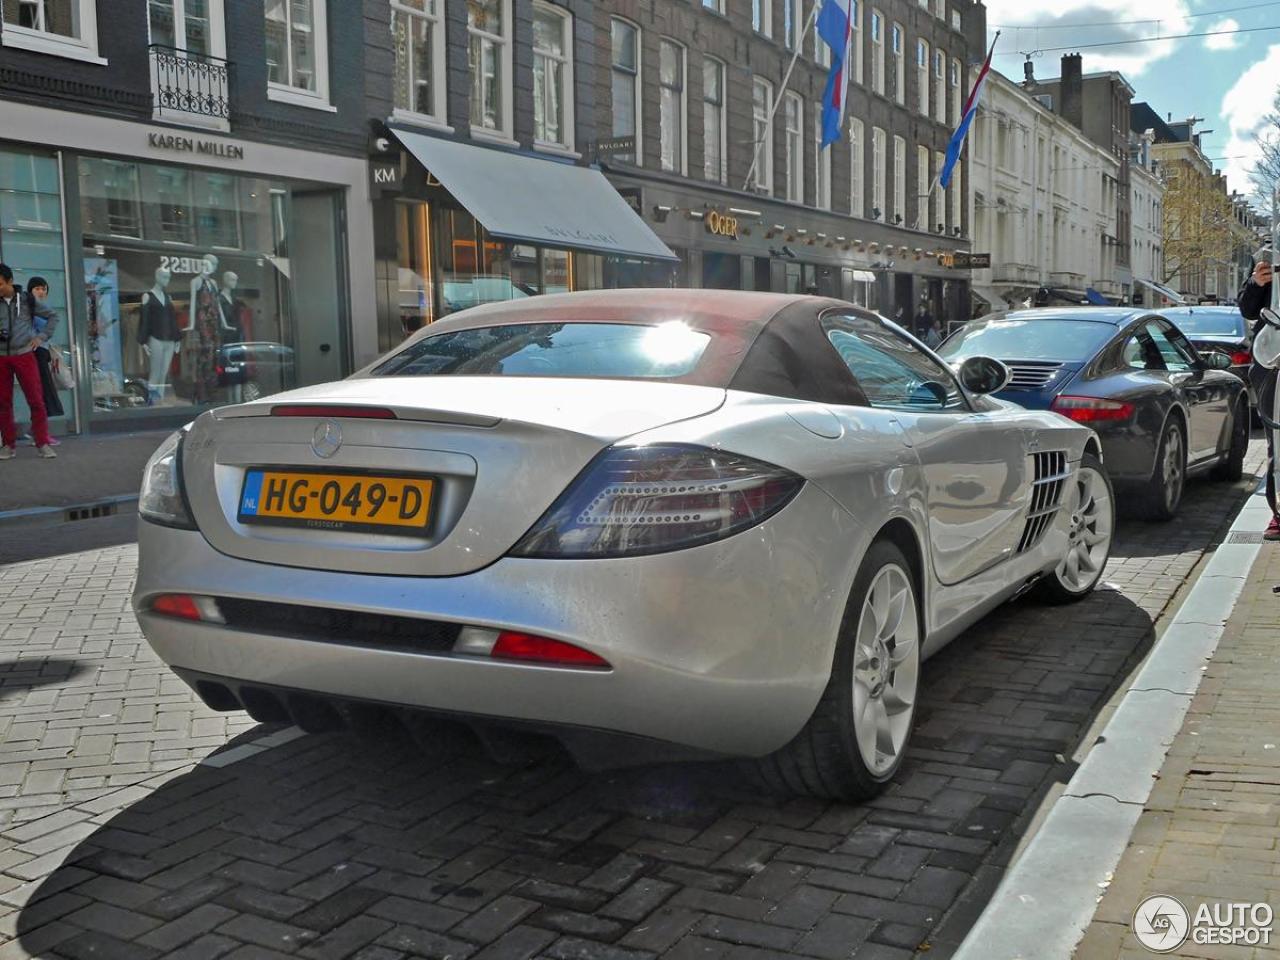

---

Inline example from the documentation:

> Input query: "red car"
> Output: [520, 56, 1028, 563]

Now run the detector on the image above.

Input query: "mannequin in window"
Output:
[138, 266, 180, 405]
[183, 254, 234, 403]
[218, 271, 246, 343]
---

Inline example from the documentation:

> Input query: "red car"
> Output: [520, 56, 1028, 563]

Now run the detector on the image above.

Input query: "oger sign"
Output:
[705, 210, 739, 239]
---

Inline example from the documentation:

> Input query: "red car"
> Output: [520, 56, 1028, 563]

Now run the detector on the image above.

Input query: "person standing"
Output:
[0, 263, 57, 460]
[1237, 254, 1277, 538]
[23, 277, 63, 444]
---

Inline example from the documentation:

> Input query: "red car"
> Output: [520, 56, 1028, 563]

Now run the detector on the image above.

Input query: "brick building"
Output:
[0, 0, 376, 436]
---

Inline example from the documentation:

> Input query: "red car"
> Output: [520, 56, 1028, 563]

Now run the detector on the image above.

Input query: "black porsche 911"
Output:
[940, 308, 1249, 520]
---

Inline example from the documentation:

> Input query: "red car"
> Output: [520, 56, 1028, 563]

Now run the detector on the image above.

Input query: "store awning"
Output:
[971, 284, 1008, 308]
[852, 270, 876, 283]
[392, 129, 678, 262]
[1137, 278, 1187, 305]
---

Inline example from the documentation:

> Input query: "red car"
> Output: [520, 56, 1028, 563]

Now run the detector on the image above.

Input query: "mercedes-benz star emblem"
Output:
[311, 420, 342, 459]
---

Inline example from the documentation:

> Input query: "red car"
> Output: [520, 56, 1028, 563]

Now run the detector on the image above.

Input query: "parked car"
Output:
[1158, 305, 1252, 385]
[135, 290, 1113, 801]
[940, 308, 1248, 521]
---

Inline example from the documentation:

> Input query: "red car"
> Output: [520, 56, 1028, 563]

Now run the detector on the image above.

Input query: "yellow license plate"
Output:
[238, 469, 435, 535]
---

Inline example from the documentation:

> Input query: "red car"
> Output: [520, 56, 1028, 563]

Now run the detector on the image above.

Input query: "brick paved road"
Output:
[0, 443, 1265, 960]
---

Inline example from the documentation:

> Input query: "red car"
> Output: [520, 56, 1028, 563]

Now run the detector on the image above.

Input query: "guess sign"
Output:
[705, 210, 739, 239]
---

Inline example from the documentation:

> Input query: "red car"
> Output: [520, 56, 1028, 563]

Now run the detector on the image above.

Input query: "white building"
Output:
[1129, 133, 1166, 306]
[967, 70, 1121, 313]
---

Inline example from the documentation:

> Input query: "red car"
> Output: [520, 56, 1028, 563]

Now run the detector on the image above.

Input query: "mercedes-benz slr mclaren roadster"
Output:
[133, 290, 1113, 800]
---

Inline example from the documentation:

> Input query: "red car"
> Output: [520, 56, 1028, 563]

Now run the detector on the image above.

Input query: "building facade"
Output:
[1128, 131, 1166, 305]
[1, 0, 376, 436]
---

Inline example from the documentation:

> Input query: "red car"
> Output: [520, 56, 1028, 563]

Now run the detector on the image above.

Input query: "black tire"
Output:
[1033, 452, 1114, 605]
[1142, 417, 1186, 522]
[750, 539, 920, 801]
[1211, 398, 1248, 482]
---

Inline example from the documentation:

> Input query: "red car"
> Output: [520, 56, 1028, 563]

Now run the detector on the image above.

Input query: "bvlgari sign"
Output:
[147, 132, 245, 161]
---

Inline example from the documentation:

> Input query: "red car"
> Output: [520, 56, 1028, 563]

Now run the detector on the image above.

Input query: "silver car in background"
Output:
[133, 290, 1113, 800]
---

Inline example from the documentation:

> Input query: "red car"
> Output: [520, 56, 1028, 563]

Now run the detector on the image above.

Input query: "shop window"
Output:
[703, 57, 726, 184]
[392, 0, 446, 123]
[752, 0, 771, 36]
[784, 92, 803, 203]
[78, 160, 144, 239]
[199, 173, 241, 250]
[849, 117, 864, 218]
[1, 0, 102, 63]
[659, 39, 686, 174]
[264, 0, 330, 107]
[469, 0, 513, 139]
[533, 3, 573, 150]
[155, 167, 195, 245]
[610, 18, 640, 164]
[752, 77, 774, 195]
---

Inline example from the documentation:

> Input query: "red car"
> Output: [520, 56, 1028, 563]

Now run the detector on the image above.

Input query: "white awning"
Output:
[971, 284, 1008, 308]
[1137, 278, 1187, 305]
[852, 270, 876, 283]
[392, 129, 678, 262]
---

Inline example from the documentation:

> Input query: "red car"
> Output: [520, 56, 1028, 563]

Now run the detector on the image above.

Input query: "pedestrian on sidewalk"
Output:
[1237, 251, 1276, 537]
[0, 262, 58, 461]
[20, 277, 63, 446]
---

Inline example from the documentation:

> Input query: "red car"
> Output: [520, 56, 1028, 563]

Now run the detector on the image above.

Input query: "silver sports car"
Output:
[134, 290, 1113, 800]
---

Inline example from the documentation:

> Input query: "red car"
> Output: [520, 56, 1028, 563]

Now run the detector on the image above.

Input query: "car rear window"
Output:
[940, 319, 1115, 362]
[1163, 310, 1247, 337]
[371, 322, 712, 380]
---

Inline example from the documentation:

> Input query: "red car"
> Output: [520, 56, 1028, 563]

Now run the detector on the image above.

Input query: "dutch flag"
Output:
[940, 34, 999, 188]
[818, 0, 856, 148]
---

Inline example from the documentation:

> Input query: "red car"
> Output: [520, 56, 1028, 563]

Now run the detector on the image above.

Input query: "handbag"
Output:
[50, 349, 75, 392]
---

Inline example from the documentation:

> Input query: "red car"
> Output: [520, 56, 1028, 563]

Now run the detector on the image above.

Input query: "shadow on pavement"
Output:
[0, 658, 89, 700]
[14, 585, 1156, 960]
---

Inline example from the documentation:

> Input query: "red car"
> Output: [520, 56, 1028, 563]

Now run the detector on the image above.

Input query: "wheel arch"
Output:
[873, 516, 928, 633]
[1155, 404, 1189, 474]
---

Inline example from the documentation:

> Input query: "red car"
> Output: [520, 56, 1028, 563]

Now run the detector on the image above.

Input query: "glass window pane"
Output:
[289, 0, 316, 90]
[149, 0, 176, 46]
[533, 7, 562, 56]
[468, 0, 500, 33]
[185, 0, 210, 53]
[264, 0, 287, 83]
[660, 40, 680, 85]
[611, 19, 635, 70]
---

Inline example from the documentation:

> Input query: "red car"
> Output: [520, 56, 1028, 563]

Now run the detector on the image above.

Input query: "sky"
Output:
[981, 0, 1280, 204]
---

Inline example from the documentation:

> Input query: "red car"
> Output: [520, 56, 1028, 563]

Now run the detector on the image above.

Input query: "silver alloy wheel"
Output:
[1162, 426, 1184, 511]
[1056, 464, 1113, 593]
[851, 564, 920, 776]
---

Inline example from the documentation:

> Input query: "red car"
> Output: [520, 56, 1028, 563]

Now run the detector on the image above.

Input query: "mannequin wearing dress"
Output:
[139, 267, 179, 403]
[184, 255, 235, 403]
[219, 271, 244, 402]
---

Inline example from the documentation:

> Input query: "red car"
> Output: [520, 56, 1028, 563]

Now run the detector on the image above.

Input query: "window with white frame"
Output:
[917, 146, 928, 230]
[934, 0, 944, 17]
[659, 39, 686, 174]
[784, 92, 804, 203]
[468, 0, 512, 136]
[702, 0, 724, 12]
[533, 3, 573, 148]
[893, 134, 905, 223]
[148, 0, 221, 56]
[872, 126, 886, 219]
[950, 8, 960, 30]
[2, 0, 101, 61]
[392, 0, 446, 122]
[870, 9, 884, 95]
[933, 49, 945, 123]
[950, 58, 961, 124]
[753, 0, 771, 36]
[815, 114, 831, 210]
[850, 0, 862, 84]
[703, 57, 726, 183]
[850, 117, 865, 218]
[815, 1, 831, 67]
[752, 77, 774, 194]
[934, 149, 945, 230]
[784, 0, 803, 49]
[916, 39, 928, 116]
[610, 18, 640, 164]
[891, 23, 904, 105]
[264, 0, 330, 105]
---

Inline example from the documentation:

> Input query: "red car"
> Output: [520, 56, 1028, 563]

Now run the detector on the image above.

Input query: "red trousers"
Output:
[0, 352, 50, 449]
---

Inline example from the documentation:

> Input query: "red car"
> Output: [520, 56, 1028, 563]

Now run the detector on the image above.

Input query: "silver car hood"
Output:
[185, 377, 726, 577]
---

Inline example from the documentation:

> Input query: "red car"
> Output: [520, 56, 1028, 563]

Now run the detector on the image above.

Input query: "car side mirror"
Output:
[1199, 351, 1232, 370]
[956, 356, 1012, 395]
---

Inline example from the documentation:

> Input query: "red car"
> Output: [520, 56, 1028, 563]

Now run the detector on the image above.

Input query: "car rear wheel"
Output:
[1211, 399, 1248, 482]
[1034, 453, 1113, 604]
[751, 540, 920, 801]
[1143, 419, 1186, 521]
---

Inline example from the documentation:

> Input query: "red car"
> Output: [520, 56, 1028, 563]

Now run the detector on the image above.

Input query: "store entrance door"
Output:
[702, 252, 741, 290]
[289, 190, 347, 387]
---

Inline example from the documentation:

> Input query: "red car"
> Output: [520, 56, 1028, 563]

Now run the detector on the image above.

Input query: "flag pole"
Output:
[743, 2, 823, 192]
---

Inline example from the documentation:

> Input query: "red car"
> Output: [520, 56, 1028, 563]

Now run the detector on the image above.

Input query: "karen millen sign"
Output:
[147, 132, 245, 161]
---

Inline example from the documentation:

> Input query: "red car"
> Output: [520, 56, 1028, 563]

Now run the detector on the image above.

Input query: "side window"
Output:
[1159, 321, 1202, 368]
[1122, 330, 1162, 371]
[822, 313, 968, 411]
[1145, 321, 1193, 373]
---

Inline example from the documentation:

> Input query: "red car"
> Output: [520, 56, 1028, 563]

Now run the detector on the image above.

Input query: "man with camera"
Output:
[1238, 253, 1277, 538]
[0, 263, 58, 460]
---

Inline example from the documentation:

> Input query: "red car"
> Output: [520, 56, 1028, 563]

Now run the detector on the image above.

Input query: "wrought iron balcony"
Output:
[150, 44, 231, 127]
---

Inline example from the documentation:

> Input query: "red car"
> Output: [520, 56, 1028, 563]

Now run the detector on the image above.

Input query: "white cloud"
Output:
[1219, 44, 1280, 195]
[1205, 18, 1241, 51]
[985, 0, 1192, 77]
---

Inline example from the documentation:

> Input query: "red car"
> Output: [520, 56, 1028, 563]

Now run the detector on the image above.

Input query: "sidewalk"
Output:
[0, 430, 169, 516]
[1075, 539, 1280, 958]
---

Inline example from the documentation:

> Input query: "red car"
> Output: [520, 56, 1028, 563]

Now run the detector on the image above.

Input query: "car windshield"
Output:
[940, 319, 1115, 362]
[1163, 310, 1247, 337]
[371, 321, 712, 379]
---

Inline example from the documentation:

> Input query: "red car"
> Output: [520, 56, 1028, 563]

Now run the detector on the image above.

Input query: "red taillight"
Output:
[1231, 350, 1252, 366]
[271, 405, 397, 419]
[491, 632, 611, 669]
[1051, 396, 1135, 423]
[150, 594, 203, 621]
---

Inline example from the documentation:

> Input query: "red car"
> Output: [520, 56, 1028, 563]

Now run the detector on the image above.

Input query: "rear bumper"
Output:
[133, 483, 868, 758]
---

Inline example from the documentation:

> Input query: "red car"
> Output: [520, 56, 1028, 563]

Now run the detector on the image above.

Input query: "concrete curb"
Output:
[0, 494, 138, 531]
[951, 481, 1273, 960]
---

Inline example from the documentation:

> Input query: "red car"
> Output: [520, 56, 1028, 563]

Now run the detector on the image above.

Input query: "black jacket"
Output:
[1239, 278, 1277, 423]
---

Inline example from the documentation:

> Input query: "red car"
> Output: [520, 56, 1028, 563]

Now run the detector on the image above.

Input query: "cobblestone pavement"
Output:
[1075, 508, 1280, 960]
[0, 442, 1266, 960]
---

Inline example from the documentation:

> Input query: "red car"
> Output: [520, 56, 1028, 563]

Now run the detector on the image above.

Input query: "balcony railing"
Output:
[150, 44, 231, 127]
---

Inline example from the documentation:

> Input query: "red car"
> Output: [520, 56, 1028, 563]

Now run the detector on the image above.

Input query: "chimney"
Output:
[1061, 54, 1083, 131]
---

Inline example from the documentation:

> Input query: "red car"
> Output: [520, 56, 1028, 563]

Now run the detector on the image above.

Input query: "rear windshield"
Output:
[1163, 311, 1247, 337]
[940, 319, 1115, 362]
[371, 322, 712, 379]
